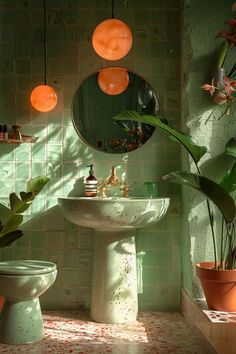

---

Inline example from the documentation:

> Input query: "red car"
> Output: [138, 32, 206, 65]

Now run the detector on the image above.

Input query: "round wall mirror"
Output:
[72, 69, 159, 154]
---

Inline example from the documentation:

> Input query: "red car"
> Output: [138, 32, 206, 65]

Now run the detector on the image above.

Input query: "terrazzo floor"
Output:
[0, 311, 216, 354]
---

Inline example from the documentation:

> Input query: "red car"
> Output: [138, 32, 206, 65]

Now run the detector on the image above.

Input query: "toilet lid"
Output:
[0, 260, 57, 275]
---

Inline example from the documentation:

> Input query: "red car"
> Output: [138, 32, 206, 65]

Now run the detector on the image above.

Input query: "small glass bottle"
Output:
[85, 165, 98, 197]
[11, 125, 22, 141]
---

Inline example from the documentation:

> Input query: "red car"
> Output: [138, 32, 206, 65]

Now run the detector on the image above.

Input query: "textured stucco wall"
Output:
[181, 0, 236, 297]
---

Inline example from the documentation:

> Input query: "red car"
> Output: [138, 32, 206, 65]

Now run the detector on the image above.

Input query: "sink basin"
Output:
[58, 196, 170, 231]
[58, 196, 170, 324]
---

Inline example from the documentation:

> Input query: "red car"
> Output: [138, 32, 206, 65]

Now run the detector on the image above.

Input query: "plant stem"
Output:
[227, 63, 236, 78]
[220, 217, 224, 267]
[217, 104, 231, 121]
[204, 109, 215, 125]
[195, 163, 218, 268]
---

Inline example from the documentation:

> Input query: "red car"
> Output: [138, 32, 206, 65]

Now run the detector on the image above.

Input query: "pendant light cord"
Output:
[43, 0, 47, 84]
[111, 0, 114, 19]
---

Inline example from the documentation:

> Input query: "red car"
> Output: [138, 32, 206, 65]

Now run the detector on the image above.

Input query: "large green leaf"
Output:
[0, 203, 11, 224]
[163, 171, 236, 223]
[9, 193, 31, 214]
[219, 163, 236, 194]
[0, 230, 23, 248]
[113, 110, 207, 163]
[27, 176, 49, 195]
[19, 191, 34, 203]
[0, 175, 49, 249]
[225, 138, 236, 158]
[0, 214, 24, 236]
[216, 41, 228, 68]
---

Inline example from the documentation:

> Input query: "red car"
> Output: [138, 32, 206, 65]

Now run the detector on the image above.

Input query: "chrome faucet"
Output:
[108, 166, 120, 186]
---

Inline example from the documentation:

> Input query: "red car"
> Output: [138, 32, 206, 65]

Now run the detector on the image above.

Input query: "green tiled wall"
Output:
[0, 0, 181, 311]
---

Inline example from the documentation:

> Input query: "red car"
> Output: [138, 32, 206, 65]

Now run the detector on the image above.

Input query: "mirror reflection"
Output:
[72, 69, 159, 154]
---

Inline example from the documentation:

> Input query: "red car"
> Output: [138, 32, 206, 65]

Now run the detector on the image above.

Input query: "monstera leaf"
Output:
[163, 171, 236, 223]
[113, 110, 207, 164]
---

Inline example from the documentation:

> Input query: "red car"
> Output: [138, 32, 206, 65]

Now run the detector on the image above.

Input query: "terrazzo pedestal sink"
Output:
[58, 197, 170, 324]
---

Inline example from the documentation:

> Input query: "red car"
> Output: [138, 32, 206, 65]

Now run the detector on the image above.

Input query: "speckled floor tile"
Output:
[0, 311, 215, 354]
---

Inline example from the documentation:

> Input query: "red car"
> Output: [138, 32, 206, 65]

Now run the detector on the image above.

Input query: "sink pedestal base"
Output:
[91, 231, 138, 324]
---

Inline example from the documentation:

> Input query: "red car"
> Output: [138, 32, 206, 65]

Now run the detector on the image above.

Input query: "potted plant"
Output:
[113, 110, 236, 311]
[0, 175, 49, 310]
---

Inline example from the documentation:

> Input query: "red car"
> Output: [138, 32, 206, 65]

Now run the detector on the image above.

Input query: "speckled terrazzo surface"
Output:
[0, 311, 216, 354]
[203, 309, 236, 323]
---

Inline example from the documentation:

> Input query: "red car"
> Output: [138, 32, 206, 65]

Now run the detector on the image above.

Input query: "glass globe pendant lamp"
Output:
[98, 67, 129, 95]
[92, 1, 133, 60]
[30, 0, 57, 113]
[30, 84, 57, 113]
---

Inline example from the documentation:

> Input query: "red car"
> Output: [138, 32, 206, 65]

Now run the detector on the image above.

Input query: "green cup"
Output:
[143, 181, 158, 198]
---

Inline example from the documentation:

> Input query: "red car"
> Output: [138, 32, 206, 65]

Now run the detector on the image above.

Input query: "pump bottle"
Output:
[85, 165, 97, 197]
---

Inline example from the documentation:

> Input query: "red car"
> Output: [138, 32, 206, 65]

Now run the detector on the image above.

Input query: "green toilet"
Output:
[0, 260, 57, 344]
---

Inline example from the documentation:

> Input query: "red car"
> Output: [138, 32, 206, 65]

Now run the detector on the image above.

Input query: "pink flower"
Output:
[216, 30, 236, 46]
[216, 30, 230, 39]
[213, 91, 234, 105]
[225, 18, 236, 26]
[217, 17, 236, 46]
[232, 3, 236, 11]
[224, 76, 236, 94]
[201, 79, 215, 96]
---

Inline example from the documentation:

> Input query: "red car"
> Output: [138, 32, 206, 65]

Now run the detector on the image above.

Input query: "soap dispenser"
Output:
[85, 164, 98, 197]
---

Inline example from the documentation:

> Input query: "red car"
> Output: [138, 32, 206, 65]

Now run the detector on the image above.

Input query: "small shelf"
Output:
[0, 135, 39, 144]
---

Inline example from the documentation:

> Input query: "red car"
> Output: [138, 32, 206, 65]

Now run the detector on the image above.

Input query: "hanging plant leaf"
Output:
[27, 176, 49, 195]
[225, 137, 236, 158]
[0, 230, 23, 248]
[113, 110, 207, 163]
[163, 171, 236, 223]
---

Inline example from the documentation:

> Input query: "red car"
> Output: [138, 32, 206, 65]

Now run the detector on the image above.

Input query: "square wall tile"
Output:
[46, 231, 63, 248]
[15, 161, 30, 179]
[15, 143, 31, 161]
[0, 161, 15, 178]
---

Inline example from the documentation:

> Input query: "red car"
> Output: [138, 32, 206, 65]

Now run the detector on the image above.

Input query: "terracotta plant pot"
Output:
[196, 261, 236, 312]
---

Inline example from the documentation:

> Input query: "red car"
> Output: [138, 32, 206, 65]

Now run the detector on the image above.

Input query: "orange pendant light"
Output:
[92, 1, 132, 61]
[30, 0, 57, 113]
[30, 85, 57, 112]
[92, 19, 133, 60]
[98, 67, 129, 95]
